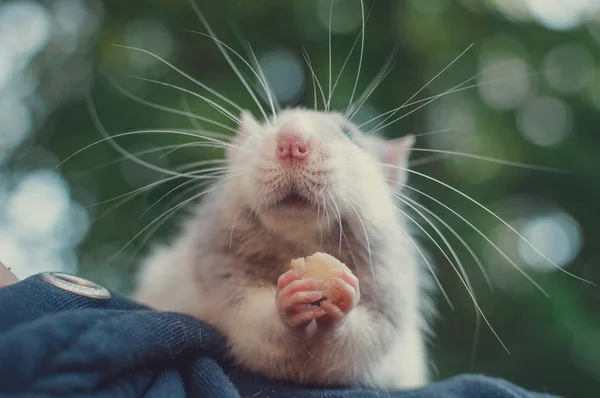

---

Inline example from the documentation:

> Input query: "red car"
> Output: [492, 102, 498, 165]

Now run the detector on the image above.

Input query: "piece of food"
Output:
[289, 252, 350, 303]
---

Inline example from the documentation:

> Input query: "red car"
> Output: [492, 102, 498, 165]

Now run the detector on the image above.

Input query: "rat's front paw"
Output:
[276, 269, 327, 329]
[315, 269, 360, 328]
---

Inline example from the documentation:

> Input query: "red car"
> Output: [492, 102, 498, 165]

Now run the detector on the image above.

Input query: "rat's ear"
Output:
[227, 110, 258, 159]
[381, 135, 415, 190]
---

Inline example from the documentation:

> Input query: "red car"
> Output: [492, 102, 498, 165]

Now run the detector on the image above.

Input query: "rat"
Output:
[132, 108, 434, 390]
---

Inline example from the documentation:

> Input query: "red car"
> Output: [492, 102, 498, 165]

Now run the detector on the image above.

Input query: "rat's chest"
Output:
[226, 234, 369, 287]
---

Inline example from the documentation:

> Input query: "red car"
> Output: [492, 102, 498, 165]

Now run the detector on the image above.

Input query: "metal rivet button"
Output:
[39, 272, 111, 300]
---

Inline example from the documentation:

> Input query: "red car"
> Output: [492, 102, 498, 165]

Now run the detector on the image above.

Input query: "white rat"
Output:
[133, 108, 434, 390]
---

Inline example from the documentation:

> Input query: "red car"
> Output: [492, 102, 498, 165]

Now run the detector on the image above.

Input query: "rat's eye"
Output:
[341, 126, 353, 139]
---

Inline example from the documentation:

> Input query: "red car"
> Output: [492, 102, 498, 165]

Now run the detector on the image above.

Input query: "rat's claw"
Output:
[277, 268, 302, 291]
[285, 307, 326, 328]
[315, 276, 359, 328]
[279, 290, 324, 313]
[318, 300, 345, 324]
[276, 275, 326, 329]
[332, 269, 360, 302]
[329, 276, 359, 313]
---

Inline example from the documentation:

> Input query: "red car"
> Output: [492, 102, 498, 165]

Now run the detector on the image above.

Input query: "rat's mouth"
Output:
[278, 190, 310, 208]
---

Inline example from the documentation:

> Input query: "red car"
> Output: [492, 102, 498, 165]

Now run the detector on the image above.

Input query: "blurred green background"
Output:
[1, 0, 599, 396]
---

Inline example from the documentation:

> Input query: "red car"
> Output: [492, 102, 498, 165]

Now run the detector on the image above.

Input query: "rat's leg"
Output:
[214, 281, 326, 381]
[276, 268, 419, 388]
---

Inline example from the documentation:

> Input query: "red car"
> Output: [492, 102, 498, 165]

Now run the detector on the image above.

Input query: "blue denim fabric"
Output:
[0, 275, 559, 398]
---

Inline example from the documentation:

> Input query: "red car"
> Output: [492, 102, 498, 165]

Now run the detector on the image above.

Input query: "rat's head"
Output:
[224, 108, 414, 233]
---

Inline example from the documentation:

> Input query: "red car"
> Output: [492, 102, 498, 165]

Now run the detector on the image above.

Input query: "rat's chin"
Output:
[258, 203, 322, 234]
[258, 192, 318, 225]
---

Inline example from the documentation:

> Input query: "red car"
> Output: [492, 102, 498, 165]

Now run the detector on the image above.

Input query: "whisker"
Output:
[105, 76, 237, 135]
[372, 146, 566, 173]
[381, 163, 595, 286]
[89, 168, 227, 212]
[470, 310, 482, 370]
[347, 53, 396, 121]
[188, 0, 270, 123]
[108, 173, 238, 263]
[398, 189, 490, 364]
[330, 1, 375, 111]
[56, 128, 245, 174]
[183, 30, 278, 118]
[360, 64, 543, 133]
[387, 203, 455, 309]
[90, 181, 171, 224]
[332, 187, 374, 282]
[409, 147, 566, 173]
[88, 175, 183, 209]
[392, 195, 508, 353]
[367, 43, 474, 133]
[123, 180, 214, 268]
[229, 200, 248, 251]
[246, 41, 281, 114]
[396, 190, 492, 290]
[227, 20, 282, 114]
[176, 159, 229, 172]
[401, 180, 550, 295]
[346, 0, 366, 112]
[71, 143, 205, 180]
[249, 186, 267, 219]
[327, 0, 333, 111]
[140, 177, 216, 219]
[302, 48, 327, 111]
[91, 169, 228, 226]
[393, 197, 470, 292]
[348, 0, 365, 113]
[341, 228, 362, 284]
[85, 96, 206, 180]
[111, 44, 243, 114]
[408, 127, 457, 139]
[408, 153, 448, 168]
[325, 187, 343, 256]
[399, 70, 547, 113]
[181, 95, 205, 131]
[368, 76, 556, 135]
[125, 74, 240, 125]
[140, 169, 230, 218]
[159, 142, 233, 158]
[318, 188, 330, 247]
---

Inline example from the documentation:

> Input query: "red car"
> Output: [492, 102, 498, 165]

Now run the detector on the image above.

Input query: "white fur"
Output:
[133, 108, 433, 390]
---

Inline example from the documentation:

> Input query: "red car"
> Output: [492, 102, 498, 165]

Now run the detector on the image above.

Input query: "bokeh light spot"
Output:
[0, 98, 32, 164]
[0, 1, 50, 89]
[525, 0, 599, 31]
[518, 210, 582, 271]
[316, 0, 363, 35]
[7, 170, 70, 237]
[478, 55, 532, 110]
[425, 94, 475, 151]
[544, 43, 594, 94]
[258, 49, 305, 105]
[517, 96, 571, 147]
[124, 17, 173, 71]
[489, 0, 532, 22]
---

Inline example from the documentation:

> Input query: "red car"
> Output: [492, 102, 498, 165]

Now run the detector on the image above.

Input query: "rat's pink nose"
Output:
[276, 130, 310, 162]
